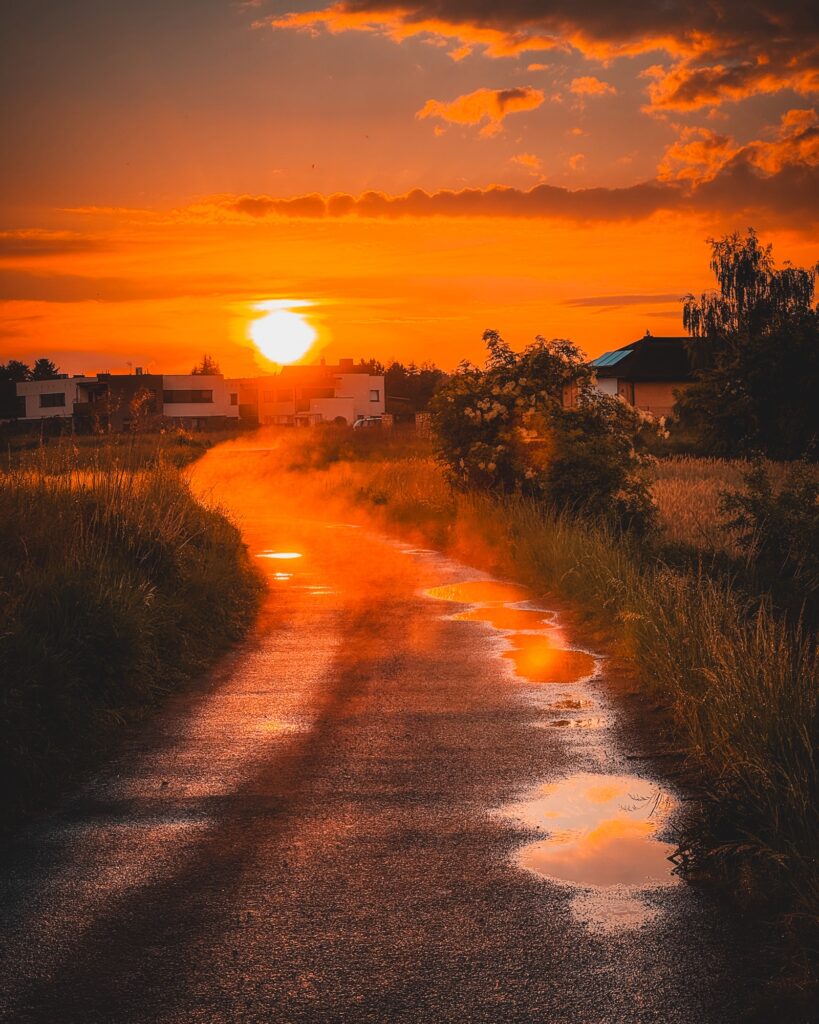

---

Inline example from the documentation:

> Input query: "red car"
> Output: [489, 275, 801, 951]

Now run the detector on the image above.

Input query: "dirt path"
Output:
[0, 443, 769, 1023]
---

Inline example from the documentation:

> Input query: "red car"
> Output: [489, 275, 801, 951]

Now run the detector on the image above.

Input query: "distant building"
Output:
[229, 358, 385, 426]
[16, 376, 93, 423]
[589, 335, 694, 417]
[13, 370, 239, 431]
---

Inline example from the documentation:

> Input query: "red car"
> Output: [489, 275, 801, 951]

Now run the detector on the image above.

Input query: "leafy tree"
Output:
[31, 357, 59, 380]
[191, 354, 221, 375]
[0, 360, 32, 382]
[430, 330, 655, 532]
[676, 230, 819, 458]
[384, 360, 447, 412]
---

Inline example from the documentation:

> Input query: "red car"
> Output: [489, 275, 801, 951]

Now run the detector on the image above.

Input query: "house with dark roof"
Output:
[589, 334, 694, 417]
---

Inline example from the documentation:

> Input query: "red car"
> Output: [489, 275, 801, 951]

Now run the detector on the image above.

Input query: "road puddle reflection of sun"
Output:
[425, 578, 596, 685]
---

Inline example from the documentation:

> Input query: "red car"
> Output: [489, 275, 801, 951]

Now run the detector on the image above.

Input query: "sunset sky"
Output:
[1, 0, 817, 374]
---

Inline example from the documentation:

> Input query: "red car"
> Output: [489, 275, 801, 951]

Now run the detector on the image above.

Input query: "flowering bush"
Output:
[429, 330, 656, 532]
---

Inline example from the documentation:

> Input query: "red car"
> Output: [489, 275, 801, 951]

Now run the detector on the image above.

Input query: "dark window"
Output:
[163, 389, 213, 404]
[301, 387, 334, 400]
[369, 389, 380, 402]
[230, 393, 238, 406]
[40, 392, 66, 408]
[262, 390, 277, 402]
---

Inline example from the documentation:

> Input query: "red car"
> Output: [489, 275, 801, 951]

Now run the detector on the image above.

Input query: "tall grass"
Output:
[317, 450, 818, 924]
[0, 442, 263, 828]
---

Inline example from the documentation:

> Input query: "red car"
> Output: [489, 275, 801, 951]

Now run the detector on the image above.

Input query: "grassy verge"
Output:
[0, 439, 264, 831]
[292, 436, 817, 939]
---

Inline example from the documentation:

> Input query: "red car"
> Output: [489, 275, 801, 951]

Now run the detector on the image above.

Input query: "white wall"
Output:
[333, 374, 385, 418]
[17, 378, 91, 420]
[595, 376, 618, 397]
[161, 374, 239, 419]
[311, 396, 357, 423]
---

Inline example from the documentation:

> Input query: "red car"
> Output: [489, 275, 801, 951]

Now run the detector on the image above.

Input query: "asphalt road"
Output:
[0, 443, 773, 1023]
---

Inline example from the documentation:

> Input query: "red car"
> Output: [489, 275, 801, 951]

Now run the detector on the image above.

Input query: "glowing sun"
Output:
[250, 305, 317, 364]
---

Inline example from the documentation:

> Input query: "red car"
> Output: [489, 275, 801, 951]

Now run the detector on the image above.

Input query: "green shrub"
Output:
[0, 448, 263, 827]
[430, 330, 656, 531]
[720, 460, 819, 597]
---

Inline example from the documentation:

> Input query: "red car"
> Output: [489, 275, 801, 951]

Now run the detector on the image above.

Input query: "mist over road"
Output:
[0, 443, 765, 1023]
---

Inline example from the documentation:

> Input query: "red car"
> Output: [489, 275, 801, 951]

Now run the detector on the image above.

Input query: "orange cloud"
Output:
[659, 108, 819, 184]
[416, 86, 544, 136]
[511, 152, 542, 173]
[568, 153, 585, 170]
[570, 76, 616, 97]
[260, 3, 819, 111]
[644, 56, 819, 112]
[658, 127, 739, 182]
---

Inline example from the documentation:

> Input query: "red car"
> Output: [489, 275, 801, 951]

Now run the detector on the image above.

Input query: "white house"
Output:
[230, 359, 385, 426]
[160, 374, 239, 428]
[16, 377, 96, 421]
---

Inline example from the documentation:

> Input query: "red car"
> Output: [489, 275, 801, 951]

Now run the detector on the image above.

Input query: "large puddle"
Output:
[425, 575, 679, 934]
[503, 773, 678, 932]
[425, 580, 597, 687]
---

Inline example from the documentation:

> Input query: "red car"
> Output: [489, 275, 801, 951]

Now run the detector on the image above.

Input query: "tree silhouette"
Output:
[31, 357, 60, 380]
[676, 230, 818, 457]
[191, 354, 220, 375]
[0, 360, 32, 382]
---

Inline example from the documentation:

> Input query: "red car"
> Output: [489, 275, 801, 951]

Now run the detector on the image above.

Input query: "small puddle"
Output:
[453, 604, 553, 632]
[257, 551, 303, 560]
[543, 717, 605, 729]
[502, 773, 678, 932]
[503, 633, 597, 685]
[426, 579, 597, 686]
[426, 580, 531, 604]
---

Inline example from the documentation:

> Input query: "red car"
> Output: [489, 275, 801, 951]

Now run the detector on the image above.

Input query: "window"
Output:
[276, 388, 294, 402]
[262, 390, 277, 403]
[230, 393, 238, 406]
[369, 389, 380, 402]
[162, 389, 213, 404]
[40, 392, 66, 408]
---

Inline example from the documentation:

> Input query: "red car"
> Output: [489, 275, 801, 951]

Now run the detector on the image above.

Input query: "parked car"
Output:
[352, 416, 382, 429]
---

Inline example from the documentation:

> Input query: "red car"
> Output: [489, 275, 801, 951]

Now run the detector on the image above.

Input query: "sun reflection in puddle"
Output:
[257, 551, 303, 560]
[503, 773, 678, 931]
[503, 633, 597, 684]
[426, 579, 596, 686]
[426, 580, 531, 605]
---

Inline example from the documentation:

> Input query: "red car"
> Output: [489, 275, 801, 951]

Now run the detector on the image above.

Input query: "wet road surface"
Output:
[0, 443, 768, 1022]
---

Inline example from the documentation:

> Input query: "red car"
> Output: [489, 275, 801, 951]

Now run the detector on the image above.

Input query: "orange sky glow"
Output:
[1, 1, 816, 374]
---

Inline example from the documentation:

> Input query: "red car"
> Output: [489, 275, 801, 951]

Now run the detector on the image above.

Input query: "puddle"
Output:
[543, 717, 605, 729]
[503, 633, 597, 684]
[273, 572, 293, 581]
[426, 579, 596, 685]
[502, 773, 678, 931]
[258, 551, 303, 560]
[426, 580, 531, 605]
[545, 698, 593, 710]
[453, 604, 553, 632]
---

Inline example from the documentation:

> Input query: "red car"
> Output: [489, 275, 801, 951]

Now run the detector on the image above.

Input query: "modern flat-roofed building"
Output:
[16, 376, 94, 422]
[230, 359, 385, 426]
[161, 374, 239, 429]
[13, 371, 239, 431]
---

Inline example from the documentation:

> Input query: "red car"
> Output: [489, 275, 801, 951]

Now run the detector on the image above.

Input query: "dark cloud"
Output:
[199, 155, 819, 227]
[264, 2, 819, 110]
[0, 270, 260, 303]
[563, 293, 685, 307]
[0, 232, 107, 258]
